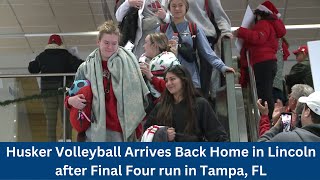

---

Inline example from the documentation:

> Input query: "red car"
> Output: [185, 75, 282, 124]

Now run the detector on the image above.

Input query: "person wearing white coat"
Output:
[185, 0, 232, 104]
[116, 0, 170, 58]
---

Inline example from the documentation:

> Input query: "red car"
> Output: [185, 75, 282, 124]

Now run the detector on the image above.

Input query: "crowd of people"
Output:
[29, 0, 318, 142]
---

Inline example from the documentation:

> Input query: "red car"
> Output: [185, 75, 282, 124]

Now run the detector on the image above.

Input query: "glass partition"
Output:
[0, 74, 75, 142]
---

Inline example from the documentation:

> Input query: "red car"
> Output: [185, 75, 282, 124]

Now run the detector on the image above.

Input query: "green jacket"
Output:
[286, 59, 313, 92]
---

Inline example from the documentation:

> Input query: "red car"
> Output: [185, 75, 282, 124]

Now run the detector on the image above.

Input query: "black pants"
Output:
[253, 60, 277, 119]
[198, 36, 217, 99]
[272, 87, 287, 105]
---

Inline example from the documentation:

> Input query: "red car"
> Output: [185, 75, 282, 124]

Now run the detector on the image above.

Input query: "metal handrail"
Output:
[0, 73, 76, 78]
[245, 52, 260, 142]
[221, 37, 240, 142]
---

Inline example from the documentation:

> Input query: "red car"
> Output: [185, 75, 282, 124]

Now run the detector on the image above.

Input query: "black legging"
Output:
[253, 60, 277, 119]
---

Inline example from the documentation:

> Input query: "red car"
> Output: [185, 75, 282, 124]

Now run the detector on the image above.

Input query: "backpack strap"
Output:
[162, 22, 197, 52]
[204, 0, 221, 45]
[188, 22, 200, 70]
[160, 23, 170, 33]
[204, 0, 211, 17]
[188, 22, 197, 51]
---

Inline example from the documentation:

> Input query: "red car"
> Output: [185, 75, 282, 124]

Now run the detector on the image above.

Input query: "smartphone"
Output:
[124, 41, 134, 51]
[281, 112, 292, 132]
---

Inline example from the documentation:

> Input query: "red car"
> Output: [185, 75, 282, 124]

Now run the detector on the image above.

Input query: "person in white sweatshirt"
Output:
[185, 0, 232, 103]
[115, 0, 170, 58]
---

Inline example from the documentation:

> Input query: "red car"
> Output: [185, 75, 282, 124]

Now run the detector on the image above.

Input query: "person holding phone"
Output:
[257, 84, 314, 137]
[115, 0, 170, 58]
[138, 33, 180, 117]
[258, 91, 320, 142]
[139, 33, 180, 101]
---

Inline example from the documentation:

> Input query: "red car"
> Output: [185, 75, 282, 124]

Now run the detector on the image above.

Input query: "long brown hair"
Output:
[156, 65, 198, 133]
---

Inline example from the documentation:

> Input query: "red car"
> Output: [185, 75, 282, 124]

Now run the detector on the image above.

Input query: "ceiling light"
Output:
[231, 24, 320, 31]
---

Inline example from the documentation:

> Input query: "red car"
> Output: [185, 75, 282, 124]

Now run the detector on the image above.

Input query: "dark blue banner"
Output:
[0, 143, 319, 179]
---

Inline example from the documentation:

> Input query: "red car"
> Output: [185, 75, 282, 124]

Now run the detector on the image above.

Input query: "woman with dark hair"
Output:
[144, 65, 228, 142]
[233, 1, 286, 119]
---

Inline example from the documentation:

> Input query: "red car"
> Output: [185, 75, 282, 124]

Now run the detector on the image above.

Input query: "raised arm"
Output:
[209, 0, 232, 36]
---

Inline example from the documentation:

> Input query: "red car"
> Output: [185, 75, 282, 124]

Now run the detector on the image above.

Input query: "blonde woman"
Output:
[66, 21, 149, 142]
[139, 32, 180, 102]
[160, 0, 234, 94]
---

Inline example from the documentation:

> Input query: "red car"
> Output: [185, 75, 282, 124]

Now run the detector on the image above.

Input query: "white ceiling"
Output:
[0, 0, 319, 57]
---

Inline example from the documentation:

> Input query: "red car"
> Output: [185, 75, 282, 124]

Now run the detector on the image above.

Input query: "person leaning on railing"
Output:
[233, 1, 286, 120]
[28, 34, 84, 142]
[159, 0, 234, 97]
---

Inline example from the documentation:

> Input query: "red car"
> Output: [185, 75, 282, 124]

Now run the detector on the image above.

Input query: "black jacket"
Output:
[144, 97, 229, 142]
[28, 45, 83, 91]
[286, 59, 313, 93]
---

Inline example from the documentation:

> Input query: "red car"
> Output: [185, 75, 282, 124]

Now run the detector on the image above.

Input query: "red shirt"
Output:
[103, 61, 143, 138]
[65, 61, 143, 138]
[102, 61, 122, 132]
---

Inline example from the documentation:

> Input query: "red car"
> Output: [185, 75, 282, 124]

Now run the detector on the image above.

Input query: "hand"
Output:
[128, 0, 143, 9]
[225, 67, 235, 74]
[140, 62, 153, 80]
[170, 47, 177, 56]
[167, 127, 176, 142]
[68, 94, 87, 110]
[274, 116, 283, 130]
[168, 39, 178, 55]
[232, 29, 239, 37]
[217, 34, 233, 48]
[257, 99, 268, 116]
[222, 33, 233, 39]
[168, 39, 177, 47]
[272, 99, 285, 124]
[155, 7, 166, 20]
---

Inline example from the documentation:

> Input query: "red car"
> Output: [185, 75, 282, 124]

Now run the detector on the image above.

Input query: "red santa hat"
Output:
[256, 1, 281, 17]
